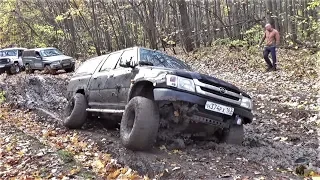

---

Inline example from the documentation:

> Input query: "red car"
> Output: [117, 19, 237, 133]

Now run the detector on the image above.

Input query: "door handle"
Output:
[93, 76, 98, 79]
[109, 74, 114, 78]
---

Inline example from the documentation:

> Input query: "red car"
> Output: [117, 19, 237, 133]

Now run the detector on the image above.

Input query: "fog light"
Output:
[236, 115, 242, 125]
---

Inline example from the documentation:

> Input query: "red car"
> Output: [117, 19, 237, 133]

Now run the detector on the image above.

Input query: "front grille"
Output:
[200, 87, 240, 101]
[0, 58, 9, 64]
[198, 79, 240, 94]
[61, 59, 71, 64]
[194, 79, 242, 106]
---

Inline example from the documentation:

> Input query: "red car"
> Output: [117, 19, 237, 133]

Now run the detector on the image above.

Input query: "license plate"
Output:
[63, 63, 70, 66]
[205, 101, 234, 116]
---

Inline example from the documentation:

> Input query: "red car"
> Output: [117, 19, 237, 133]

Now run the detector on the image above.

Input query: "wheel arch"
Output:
[127, 80, 154, 102]
[76, 89, 85, 95]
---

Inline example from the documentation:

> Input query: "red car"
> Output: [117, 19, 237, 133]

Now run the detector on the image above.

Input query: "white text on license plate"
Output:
[205, 101, 234, 116]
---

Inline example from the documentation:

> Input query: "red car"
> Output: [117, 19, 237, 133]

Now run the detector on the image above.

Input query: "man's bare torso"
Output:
[265, 29, 280, 46]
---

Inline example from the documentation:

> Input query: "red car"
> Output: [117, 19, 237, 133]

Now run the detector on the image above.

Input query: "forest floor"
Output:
[0, 46, 319, 179]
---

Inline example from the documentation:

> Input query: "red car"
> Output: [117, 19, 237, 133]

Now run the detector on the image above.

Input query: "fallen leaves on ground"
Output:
[0, 46, 319, 179]
[0, 106, 145, 179]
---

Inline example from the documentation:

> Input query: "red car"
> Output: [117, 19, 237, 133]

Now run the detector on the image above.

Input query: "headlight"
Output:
[166, 75, 195, 92]
[241, 97, 253, 109]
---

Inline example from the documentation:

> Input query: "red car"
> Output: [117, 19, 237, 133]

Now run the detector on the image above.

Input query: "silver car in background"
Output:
[22, 47, 75, 74]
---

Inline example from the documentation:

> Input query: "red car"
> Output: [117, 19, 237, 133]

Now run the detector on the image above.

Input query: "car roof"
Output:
[27, 47, 58, 51]
[0, 47, 27, 51]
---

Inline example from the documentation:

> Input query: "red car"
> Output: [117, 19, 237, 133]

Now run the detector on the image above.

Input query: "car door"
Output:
[33, 51, 44, 69]
[22, 50, 32, 67]
[87, 51, 123, 109]
[111, 48, 139, 108]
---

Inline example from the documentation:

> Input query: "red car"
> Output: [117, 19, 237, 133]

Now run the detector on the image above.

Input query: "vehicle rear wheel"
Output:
[44, 65, 56, 75]
[220, 125, 244, 145]
[120, 96, 160, 151]
[25, 64, 34, 74]
[63, 93, 88, 129]
[6, 63, 20, 75]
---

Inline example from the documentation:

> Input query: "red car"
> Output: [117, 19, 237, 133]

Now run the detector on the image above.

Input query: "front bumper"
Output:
[153, 88, 253, 125]
[50, 61, 75, 70]
[0, 64, 13, 74]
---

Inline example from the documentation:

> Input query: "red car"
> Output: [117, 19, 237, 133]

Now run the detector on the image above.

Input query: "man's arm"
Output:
[275, 31, 280, 47]
[258, 32, 266, 46]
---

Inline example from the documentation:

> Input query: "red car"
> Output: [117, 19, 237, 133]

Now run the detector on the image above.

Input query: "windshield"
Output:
[40, 48, 63, 57]
[0, 50, 17, 57]
[139, 49, 191, 70]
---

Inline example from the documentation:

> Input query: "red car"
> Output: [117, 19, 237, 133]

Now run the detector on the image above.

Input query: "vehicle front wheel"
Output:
[44, 65, 56, 75]
[65, 64, 75, 73]
[63, 93, 88, 129]
[120, 96, 160, 151]
[25, 64, 34, 74]
[220, 125, 244, 145]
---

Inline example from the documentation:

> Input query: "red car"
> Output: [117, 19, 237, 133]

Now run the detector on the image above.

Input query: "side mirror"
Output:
[119, 57, 136, 68]
[35, 54, 41, 59]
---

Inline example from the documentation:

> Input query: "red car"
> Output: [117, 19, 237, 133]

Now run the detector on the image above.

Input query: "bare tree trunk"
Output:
[91, 0, 102, 55]
[178, 0, 194, 52]
[288, 0, 298, 44]
[265, 0, 274, 27]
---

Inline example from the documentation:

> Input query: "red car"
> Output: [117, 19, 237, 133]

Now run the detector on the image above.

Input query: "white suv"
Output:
[0, 47, 27, 75]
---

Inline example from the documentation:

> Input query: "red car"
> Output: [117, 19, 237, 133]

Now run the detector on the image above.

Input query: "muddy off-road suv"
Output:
[64, 47, 253, 150]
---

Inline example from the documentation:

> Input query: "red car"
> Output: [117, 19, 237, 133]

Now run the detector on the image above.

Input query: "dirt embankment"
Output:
[0, 47, 319, 179]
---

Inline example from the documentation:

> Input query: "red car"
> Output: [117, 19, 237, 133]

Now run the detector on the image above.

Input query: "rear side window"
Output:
[115, 49, 136, 68]
[22, 50, 35, 57]
[99, 51, 123, 72]
[76, 55, 107, 74]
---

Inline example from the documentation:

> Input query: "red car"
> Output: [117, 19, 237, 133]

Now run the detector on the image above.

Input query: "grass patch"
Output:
[0, 91, 5, 103]
[57, 150, 74, 163]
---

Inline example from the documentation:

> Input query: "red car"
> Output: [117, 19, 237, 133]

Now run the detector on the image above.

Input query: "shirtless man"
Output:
[259, 24, 280, 71]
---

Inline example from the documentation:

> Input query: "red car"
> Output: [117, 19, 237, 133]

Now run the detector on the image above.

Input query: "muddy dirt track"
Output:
[0, 48, 319, 179]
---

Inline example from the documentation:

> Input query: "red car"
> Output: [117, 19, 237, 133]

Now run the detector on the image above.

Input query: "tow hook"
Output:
[235, 115, 242, 125]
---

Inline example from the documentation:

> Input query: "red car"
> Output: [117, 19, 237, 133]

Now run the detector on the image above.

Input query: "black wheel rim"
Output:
[26, 65, 30, 72]
[15, 65, 19, 73]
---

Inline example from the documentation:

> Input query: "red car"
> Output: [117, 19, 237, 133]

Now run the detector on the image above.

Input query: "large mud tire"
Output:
[120, 96, 160, 151]
[65, 64, 75, 73]
[44, 65, 56, 75]
[6, 63, 20, 75]
[220, 125, 244, 145]
[25, 64, 34, 74]
[63, 93, 88, 129]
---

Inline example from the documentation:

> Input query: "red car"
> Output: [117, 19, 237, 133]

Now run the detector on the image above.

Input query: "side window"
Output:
[116, 49, 136, 68]
[99, 51, 122, 72]
[35, 51, 41, 57]
[22, 51, 29, 57]
[76, 56, 105, 74]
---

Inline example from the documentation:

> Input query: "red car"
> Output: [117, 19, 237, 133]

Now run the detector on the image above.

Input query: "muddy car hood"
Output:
[138, 66, 250, 97]
[42, 55, 73, 62]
